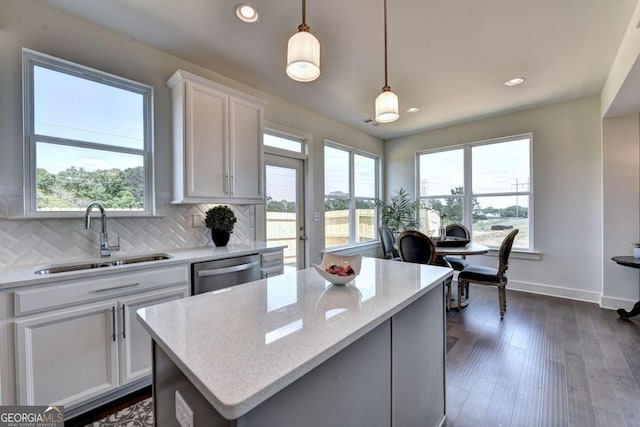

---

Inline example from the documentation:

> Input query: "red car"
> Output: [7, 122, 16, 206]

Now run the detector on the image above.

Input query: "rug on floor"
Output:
[89, 397, 153, 427]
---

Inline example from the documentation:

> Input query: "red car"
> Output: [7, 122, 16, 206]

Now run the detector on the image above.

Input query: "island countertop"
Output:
[137, 257, 452, 420]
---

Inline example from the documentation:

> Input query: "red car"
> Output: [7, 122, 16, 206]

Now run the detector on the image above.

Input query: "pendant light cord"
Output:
[299, 0, 309, 32]
[383, 0, 389, 90]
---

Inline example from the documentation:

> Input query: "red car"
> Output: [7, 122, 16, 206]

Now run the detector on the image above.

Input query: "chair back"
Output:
[378, 226, 396, 259]
[398, 230, 436, 265]
[497, 229, 519, 277]
[445, 223, 470, 239]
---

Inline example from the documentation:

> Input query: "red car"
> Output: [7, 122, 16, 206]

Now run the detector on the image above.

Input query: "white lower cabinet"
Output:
[118, 286, 188, 385]
[12, 266, 189, 412]
[14, 301, 119, 407]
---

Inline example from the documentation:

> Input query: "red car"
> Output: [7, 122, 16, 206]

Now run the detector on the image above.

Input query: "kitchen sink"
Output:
[34, 253, 172, 275]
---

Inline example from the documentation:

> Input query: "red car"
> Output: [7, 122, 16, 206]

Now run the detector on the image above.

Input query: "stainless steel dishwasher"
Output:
[191, 254, 261, 295]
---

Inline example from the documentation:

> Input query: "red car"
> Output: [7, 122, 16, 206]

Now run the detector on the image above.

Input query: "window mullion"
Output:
[349, 152, 356, 244]
[33, 134, 146, 157]
[463, 146, 473, 230]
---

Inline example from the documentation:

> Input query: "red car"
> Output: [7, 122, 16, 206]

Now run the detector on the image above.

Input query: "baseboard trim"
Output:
[453, 279, 602, 305]
[600, 295, 637, 311]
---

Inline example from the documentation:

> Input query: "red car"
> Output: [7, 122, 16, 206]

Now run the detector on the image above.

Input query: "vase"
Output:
[211, 229, 231, 247]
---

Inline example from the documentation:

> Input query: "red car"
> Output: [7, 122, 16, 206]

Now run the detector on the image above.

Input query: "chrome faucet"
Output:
[85, 201, 120, 258]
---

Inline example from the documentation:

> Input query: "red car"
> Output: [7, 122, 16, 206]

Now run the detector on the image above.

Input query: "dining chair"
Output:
[397, 230, 436, 265]
[397, 230, 457, 310]
[444, 223, 471, 271]
[379, 226, 401, 261]
[456, 229, 519, 319]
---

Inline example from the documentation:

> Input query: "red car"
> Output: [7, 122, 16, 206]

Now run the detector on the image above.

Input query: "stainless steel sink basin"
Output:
[34, 253, 172, 275]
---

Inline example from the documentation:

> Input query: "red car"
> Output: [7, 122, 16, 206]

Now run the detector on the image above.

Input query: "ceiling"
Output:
[41, 0, 638, 140]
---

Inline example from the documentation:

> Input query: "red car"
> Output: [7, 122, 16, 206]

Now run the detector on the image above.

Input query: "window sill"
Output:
[485, 248, 542, 260]
[325, 241, 381, 255]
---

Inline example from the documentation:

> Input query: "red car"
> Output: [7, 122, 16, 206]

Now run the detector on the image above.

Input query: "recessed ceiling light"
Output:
[407, 107, 420, 113]
[235, 4, 259, 23]
[504, 77, 525, 87]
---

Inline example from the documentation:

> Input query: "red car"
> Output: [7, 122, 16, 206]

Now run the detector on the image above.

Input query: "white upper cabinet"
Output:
[168, 70, 267, 204]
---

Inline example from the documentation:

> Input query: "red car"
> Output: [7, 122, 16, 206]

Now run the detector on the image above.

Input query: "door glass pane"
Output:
[325, 198, 351, 248]
[36, 142, 144, 211]
[419, 149, 464, 197]
[266, 165, 297, 267]
[354, 154, 376, 198]
[472, 139, 530, 194]
[472, 195, 529, 248]
[324, 146, 350, 196]
[34, 66, 144, 150]
[264, 134, 302, 152]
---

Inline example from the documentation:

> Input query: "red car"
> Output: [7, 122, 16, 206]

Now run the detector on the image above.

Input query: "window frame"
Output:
[324, 140, 380, 249]
[22, 48, 155, 217]
[416, 133, 533, 251]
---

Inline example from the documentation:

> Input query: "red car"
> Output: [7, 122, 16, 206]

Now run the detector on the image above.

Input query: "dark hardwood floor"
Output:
[446, 284, 640, 427]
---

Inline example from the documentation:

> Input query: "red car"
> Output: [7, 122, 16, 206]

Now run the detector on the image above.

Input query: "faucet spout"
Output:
[85, 202, 119, 257]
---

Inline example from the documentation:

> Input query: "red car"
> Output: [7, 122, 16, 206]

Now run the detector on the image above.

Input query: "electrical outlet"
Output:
[192, 214, 205, 228]
[175, 390, 194, 427]
[313, 212, 321, 222]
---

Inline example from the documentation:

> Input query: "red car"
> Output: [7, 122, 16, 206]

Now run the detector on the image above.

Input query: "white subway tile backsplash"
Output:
[0, 204, 255, 268]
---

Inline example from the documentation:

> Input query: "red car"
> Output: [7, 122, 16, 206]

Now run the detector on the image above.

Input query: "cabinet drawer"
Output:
[261, 250, 284, 269]
[14, 265, 188, 316]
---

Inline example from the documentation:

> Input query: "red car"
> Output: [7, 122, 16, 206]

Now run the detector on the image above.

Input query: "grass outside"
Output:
[472, 217, 529, 248]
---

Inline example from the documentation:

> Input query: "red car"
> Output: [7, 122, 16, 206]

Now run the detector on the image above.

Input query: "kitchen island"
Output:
[137, 257, 452, 427]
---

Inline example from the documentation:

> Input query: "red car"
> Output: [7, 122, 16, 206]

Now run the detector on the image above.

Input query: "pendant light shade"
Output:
[375, 87, 399, 123]
[375, 0, 399, 123]
[286, 0, 320, 82]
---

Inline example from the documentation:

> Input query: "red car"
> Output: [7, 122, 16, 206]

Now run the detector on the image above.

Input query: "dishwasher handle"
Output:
[196, 261, 259, 278]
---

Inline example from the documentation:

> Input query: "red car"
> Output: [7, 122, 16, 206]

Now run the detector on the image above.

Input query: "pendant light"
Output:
[375, 0, 399, 123]
[286, 0, 321, 82]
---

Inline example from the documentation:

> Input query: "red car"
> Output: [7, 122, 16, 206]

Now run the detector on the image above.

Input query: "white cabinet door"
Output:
[185, 80, 228, 200]
[118, 286, 189, 385]
[229, 96, 263, 202]
[169, 70, 266, 204]
[14, 301, 118, 407]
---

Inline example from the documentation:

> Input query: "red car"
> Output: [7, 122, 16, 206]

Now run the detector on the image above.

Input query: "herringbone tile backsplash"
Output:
[0, 204, 255, 268]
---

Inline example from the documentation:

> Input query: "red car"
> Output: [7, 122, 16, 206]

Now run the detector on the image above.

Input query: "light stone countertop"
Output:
[136, 257, 453, 420]
[0, 242, 286, 290]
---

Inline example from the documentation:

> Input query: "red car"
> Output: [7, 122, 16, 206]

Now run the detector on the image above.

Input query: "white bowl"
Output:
[313, 253, 362, 285]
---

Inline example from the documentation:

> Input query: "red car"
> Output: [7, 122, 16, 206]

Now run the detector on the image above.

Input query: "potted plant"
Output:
[205, 205, 237, 247]
[374, 187, 420, 236]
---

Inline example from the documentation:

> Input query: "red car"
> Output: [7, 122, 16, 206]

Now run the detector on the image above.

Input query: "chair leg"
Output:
[457, 280, 465, 311]
[445, 277, 452, 311]
[498, 285, 506, 319]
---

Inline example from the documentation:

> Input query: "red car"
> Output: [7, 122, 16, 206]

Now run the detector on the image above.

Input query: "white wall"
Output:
[385, 96, 605, 303]
[0, 0, 383, 267]
[602, 114, 640, 310]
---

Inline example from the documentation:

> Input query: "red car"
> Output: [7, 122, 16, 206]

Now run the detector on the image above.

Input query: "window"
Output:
[23, 49, 154, 215]
[324, 143, 379, 248]
[417, 134, 532, 250]
[264, 132, 303, 153]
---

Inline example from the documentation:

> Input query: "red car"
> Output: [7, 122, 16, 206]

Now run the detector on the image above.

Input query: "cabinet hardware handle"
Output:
[93, 282, 140, 293]
[230, 175, 233, 195]
[111, 307, 116, 342]
[122, 304, 126, 339]
[196, 261, 259, 277]
[224, 174, 229, 194]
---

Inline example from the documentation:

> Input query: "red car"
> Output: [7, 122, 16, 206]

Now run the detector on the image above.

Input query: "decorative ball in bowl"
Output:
[313, 253, 362, 285]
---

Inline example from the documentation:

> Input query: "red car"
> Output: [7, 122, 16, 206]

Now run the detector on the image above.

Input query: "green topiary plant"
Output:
[205, 205, 237, 232]
[374, 187, 420, 234]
